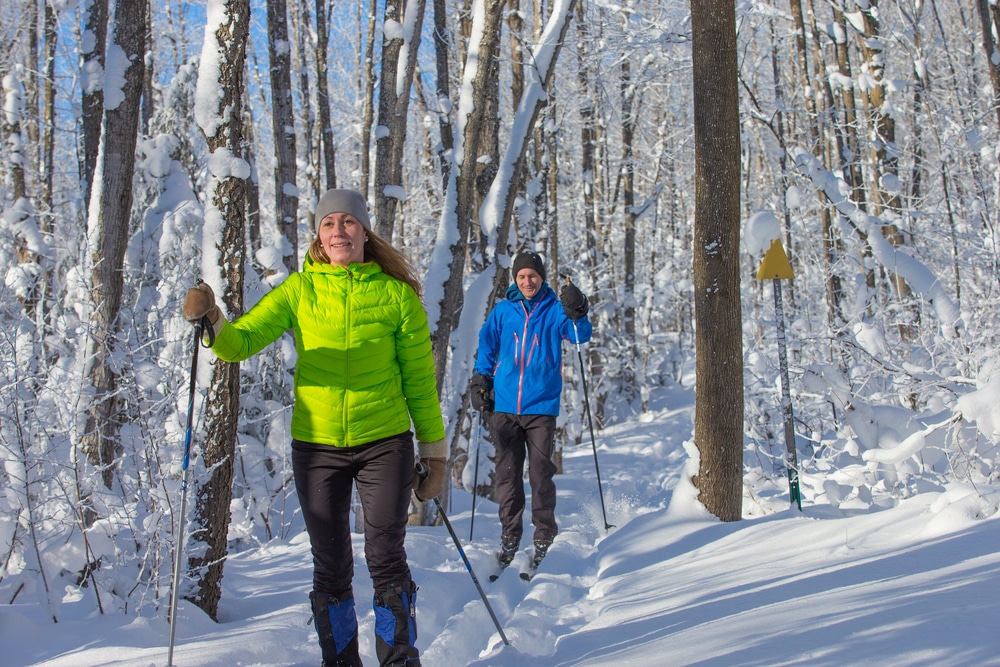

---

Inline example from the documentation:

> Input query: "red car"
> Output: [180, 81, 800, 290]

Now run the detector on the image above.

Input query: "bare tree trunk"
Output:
[189, 0, 251, 622]
[23, 0, 38, 157]
[805, 0, 847, 337]
[360, 0, 378, 198]
[830, 3, 865, 207]
[79, 0, 148, 491]
[294, 0, 320, 199]
[691, 0, 743, 522]
[509, 0, 524, 111]
[374, 0, 426, 240]
[81, 0, 108, 206]
[141, 3, 155, 133]
[977, 0, 1000, 129]
[243, 101, 262, 258]
[857, 1, 915, 338]
[431, 0, 454, 188]
[429, 0, 506, 388]
[267, 0, 299, 273]
[620, 55, 637, 405]
[40, 2, 55, 220]
[3, 72, 27, 203]
[576, 0, 604, 425]
[315, 0, 337, 191]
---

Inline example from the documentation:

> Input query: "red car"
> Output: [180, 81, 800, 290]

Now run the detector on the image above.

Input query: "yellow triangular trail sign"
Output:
[756, 238, 795, 280]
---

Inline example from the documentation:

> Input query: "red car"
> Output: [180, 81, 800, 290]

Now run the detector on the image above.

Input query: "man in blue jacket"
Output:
[470, 251, 592, 572]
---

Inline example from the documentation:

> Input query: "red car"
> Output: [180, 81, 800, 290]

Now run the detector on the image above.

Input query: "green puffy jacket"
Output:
[211, 257, 445, 448]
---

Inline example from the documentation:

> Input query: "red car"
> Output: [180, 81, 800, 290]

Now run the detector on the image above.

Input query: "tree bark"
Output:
[41, 2, 55, 219]
[359, 0, 378, 197]
[620, 55, 637, 405]
[79, 0, 148, 491]
[374, 0, 427, 240]
[81, 0, 108, 207]
[267, 0, 299, 273]
[429, 0, 506, 388]
[189, 0, 251, 622]
[857, 1, 915, 337]
[294, 0, 320, 199]
[315, 0, 337, 191]
[976, 0, 1000, 129]
[690, 0, 743, 522]
[431, 0, 454, 189]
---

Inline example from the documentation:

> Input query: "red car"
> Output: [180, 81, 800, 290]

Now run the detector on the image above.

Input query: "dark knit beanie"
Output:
[314, 189, 371, 231]
[511, 251, 546, 282]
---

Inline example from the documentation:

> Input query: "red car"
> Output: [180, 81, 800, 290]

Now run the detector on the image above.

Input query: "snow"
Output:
[7, 382, 1000, 667]
[194, 1, 230, 139]
[744, 210, 782, 255]
[102, 44, 128, 111]
[383, 19, 404, 42]
[383, 184, 408, 202]
[956, 374, 1000, 442]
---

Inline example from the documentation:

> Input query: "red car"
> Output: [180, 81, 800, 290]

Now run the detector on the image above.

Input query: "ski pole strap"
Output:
[201, 314, 216, 348]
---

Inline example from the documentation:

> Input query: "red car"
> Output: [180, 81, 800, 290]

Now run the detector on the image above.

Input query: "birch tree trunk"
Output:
[691, 0, 743, 522]
[190, 0, 251, 621]
[79, 0, 148, 491]
[267, 0, 299, 273]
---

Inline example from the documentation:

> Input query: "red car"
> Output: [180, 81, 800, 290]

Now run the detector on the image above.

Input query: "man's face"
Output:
[516, 269, 542, 299]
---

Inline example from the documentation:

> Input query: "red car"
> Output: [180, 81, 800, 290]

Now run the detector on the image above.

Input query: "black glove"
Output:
[470, 374, 494, 413]
[560, 282, 589, 320]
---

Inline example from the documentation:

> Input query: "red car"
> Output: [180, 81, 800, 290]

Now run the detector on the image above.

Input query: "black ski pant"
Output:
[292, 433, 415, 599]
[492, 412, 558, 547]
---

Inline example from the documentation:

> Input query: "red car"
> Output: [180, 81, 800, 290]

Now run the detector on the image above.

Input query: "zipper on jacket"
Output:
[516, 302, 535, 414]
[343, 269, 353, 434]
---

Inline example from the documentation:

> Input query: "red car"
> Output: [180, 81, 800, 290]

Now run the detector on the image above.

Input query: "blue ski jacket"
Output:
[475, 282, 592, 416]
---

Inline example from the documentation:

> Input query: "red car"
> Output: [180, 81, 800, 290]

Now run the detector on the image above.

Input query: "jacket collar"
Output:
[505, 281, 553, 305]
[304, 255, 382, 279]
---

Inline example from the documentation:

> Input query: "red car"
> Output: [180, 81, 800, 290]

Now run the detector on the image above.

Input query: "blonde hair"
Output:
[308, 230, 422, 297]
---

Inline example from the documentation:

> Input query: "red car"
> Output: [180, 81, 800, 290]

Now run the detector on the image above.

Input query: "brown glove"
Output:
[414, 456, 446, 501]
[183, 283, 221, 324]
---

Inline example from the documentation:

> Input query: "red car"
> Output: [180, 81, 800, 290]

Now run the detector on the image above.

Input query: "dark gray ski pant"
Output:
[292, 433, 415, 598]
[492, 412, 558, 546]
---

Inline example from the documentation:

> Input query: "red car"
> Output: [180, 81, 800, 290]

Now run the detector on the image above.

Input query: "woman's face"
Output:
[516, 268, 542, 299]
[318, 212, 366, 267]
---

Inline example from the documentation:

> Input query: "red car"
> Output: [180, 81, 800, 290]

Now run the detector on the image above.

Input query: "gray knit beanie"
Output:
[511, 251, 546, 282]
[314, 189, 371, 231]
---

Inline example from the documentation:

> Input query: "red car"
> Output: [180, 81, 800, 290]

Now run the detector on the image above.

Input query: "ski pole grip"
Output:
[415, 461, 428, 481]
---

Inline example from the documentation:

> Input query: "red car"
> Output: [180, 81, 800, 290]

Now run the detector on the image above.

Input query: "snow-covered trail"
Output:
[9, 381, 1000, 666]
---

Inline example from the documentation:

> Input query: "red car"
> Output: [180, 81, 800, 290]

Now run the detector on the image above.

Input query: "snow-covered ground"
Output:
[5, 382, 1000, 666]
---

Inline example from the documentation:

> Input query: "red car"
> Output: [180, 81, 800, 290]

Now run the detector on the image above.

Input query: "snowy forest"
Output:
[1, 0, 999, 635]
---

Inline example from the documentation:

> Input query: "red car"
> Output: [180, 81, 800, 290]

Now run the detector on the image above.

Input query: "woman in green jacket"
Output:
[184, 189, 445, 667]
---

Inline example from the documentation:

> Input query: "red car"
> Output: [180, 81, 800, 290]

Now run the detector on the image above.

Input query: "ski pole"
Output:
[416, 463, 509, 646]
[571, 317, 615, 532]
[469, 411, 482, 542]
[167, 316, 208, 666]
